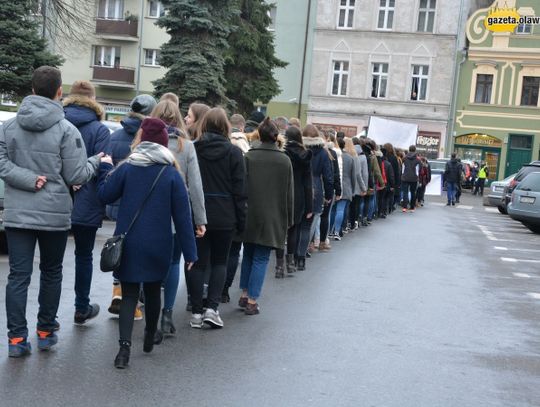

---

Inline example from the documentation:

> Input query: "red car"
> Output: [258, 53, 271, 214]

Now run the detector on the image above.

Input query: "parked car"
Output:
[486, 174, 515, 213]
[508, 172, 540, 233]
[501, 161, 540, 214]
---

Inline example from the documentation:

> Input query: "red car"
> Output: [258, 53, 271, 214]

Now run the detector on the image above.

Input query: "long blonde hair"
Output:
[344, 138, 357, 157]
[151, 100, 187, 153]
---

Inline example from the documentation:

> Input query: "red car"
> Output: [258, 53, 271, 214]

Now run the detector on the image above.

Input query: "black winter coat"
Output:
[285, 141, 313, 224]
[329, 148, 342, 197]
[195, 132, 247, 232]
[444, 159, 462, 183]
[383, 158, 395, 189]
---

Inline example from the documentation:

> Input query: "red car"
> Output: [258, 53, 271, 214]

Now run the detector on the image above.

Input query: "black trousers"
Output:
[119, 281, 161, 343]
[417, 185, 426, 204]
[276, 223, 301, 259]
[225, 240, 242, 289]
[349, 195, 362, 225]
[187, 229, 233, 314]
[319, 201, 332, 243]
[402, 181, 418, 209]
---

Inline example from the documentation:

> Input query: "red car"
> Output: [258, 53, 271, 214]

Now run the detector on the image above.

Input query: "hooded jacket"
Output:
[304, 136, 333, 214]
[402, 152, 421, 183]
[64, 96, 111, 228]
[444, 158, 461, 183]
[285, 140, 313, 224]
[0, 95, 99, 231]
[195, 132, 246, 232]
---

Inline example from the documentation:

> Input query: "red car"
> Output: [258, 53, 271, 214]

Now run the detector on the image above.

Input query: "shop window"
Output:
[521, 76, 540, 106]
[474, 74, 493, 104]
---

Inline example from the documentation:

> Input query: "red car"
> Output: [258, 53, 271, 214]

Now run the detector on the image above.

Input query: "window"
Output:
[417, 0, 436, 32]
[410, 65, 429, 101]
[148, 1, 165, 18]
[371, 63, 388, 98]
[331, 61, 349, 96]
[516, 172, 540, 191]
[377, 0, 395, 30]
[521, 77, 540, 106]
[98, 0, 124, 19]
[474, 74, 493, 104]
[337, 0, 355, 29]
[144, 49, 161, 66]
[516, 23, 533, 34]
[510, 135, 532, 150]
[93, 46, 121, 67]
[268, 7, 277, 31]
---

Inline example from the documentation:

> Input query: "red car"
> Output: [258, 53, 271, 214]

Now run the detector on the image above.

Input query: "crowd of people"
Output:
[0, 66, 432, 369]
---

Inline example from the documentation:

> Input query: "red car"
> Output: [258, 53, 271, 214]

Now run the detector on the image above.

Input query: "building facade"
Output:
[307, 0, 473, 158]
[453, 0, 540, 180]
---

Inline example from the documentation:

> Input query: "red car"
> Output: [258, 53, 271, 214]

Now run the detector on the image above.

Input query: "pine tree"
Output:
[0, 2, 63, 100]
[224, 0, 287, 116]
[154, 0, 237, 108]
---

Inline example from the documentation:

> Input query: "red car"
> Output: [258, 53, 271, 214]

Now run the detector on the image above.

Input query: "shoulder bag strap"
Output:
[124, 165, 167, 236]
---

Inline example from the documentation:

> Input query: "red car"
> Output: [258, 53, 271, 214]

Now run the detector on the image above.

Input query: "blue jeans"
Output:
[5, 228, 68, 338]
[72, 224, 98, 313]
[163, 234, 181, 310]
[368, 194, 377, 220]
[332, 199, 350, 234]
[240, 243, 272, 300]
[447, 182, 457, 203]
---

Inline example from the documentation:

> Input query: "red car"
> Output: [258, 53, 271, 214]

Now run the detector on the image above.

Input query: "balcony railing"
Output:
[96, 18, 138, 38]
[92, 66, 135, 85]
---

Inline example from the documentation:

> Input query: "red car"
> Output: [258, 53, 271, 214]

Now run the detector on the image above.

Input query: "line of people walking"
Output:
[0, 67, 431, 369]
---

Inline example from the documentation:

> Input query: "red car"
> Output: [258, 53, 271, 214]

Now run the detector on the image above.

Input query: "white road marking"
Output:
[456, 205, 473, 210]
[514, 273, 532, 278]
[430, 202, 445, 207]
[501, 257, 540, 264]
[485, 207, 499, 213]
[495, 246, 540, 253]
[494, 247, 508, 251]
[527, 293, 540, 300]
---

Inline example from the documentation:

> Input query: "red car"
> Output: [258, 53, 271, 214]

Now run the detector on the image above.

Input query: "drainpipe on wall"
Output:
[135, 0, 145, 96]
[297, 0, 312, 121]
[446, 0, 467, 157]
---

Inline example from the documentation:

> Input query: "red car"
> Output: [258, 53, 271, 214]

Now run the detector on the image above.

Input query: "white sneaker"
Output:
[190, 313, 204, 329]
[203, 309, 224, 329]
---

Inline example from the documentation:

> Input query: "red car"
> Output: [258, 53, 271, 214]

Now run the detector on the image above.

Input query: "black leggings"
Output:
[349, 195, 361, 225]
[276, 223, 301, 259]
[119, 281, 161, 343]
[319, 202, 332, 243]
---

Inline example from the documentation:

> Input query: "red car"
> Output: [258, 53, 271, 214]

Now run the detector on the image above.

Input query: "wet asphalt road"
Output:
[0, 192, 539, 406]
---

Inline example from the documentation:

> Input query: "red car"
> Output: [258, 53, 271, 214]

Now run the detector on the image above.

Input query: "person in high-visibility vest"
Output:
[473, 162, 489, 196]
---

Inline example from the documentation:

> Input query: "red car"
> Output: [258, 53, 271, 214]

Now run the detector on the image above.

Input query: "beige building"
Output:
[52, 0, 168, 119]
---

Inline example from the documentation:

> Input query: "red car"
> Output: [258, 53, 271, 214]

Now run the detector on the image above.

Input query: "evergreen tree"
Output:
[154, 0, 237, 108]
[224, 0, 287, 116]
[0, 2, 63, 100]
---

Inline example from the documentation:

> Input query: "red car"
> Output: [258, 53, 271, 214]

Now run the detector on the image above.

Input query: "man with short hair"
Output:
[230, 114, 249, 154]
[0, 66, 104, 357]
[401, 145, 421, 212]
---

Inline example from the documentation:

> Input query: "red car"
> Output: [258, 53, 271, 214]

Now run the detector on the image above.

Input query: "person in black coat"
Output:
[275, 127, 313, 277]
[444, 153, 462, 206]
[64, 80, 111, 324]
[188, 108, 247, 329]
[319, 133, 341, 250]
[383, 143, 401, 212]
[380, 147, 396, 218]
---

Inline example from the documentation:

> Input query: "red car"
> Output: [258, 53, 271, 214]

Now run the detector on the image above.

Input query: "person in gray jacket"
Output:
[0, 66, 104, 358]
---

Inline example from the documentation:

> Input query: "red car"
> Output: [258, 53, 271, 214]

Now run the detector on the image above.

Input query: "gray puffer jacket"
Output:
[0, 96, 100, 231]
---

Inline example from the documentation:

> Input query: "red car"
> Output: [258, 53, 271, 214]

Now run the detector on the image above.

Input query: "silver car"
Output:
[508, 172, 540, 233]
[486, 174, 515, 213]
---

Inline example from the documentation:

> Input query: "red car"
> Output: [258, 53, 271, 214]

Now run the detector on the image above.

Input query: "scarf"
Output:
[127, 141, 176, 167]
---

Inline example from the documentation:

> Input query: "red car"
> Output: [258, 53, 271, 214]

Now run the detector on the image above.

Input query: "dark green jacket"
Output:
[242, 142, 294, 249]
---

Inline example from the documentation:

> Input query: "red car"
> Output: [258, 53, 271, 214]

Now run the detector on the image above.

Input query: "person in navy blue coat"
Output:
[105, 94, 157, 318]
[64, 81, 111, 325]
[98, 118, 197, 369]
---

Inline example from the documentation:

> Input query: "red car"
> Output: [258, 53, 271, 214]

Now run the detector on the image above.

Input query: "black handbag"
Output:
[100, 166, 167, 272]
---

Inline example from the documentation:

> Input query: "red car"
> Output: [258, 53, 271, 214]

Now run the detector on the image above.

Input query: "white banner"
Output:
[425, 174, 442, 196]
[367, 116, 418, 149]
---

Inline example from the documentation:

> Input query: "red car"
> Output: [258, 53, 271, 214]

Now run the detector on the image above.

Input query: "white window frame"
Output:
[516, 23, 533, 35]
[267, 7, 277, 31]
[410, 65, 430, 102]
[330, 60, 350, 97]
[144, 49, 161, 67]
[377, 0, 395, 30]
[99, 0, 124, 20]
[148, 1, 165, 18]
[94, 46, 120, 68]
[371, 62, 389, 99]
[417, 0, 436, 33]
[337, 0, 355, 29]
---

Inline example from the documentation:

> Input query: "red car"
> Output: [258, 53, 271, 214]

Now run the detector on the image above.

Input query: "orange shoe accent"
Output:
[37, 330, 50, 339]
[9, 337, 25, 345]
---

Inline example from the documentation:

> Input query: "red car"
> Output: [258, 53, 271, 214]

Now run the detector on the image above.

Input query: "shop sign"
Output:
[455, 133, 502, 148]
[313, 123, 358, 138]
[416, 132, 441, 159]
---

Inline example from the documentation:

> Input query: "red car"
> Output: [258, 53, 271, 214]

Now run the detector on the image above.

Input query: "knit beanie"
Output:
[130, 94, 157, 116]
[248, 110, 265, 125]
[140, 118, 169, 148]
[70, 80, 96, 99]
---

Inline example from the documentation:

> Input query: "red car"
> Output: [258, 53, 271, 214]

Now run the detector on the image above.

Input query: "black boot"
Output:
[297, 257, 306, 271]
[286, 254, 296, 274]
[221, 286, 230, 303]
[114, 341, 131, 369]
[161, 309, 176, 336]
[143, 329, 163, 353]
